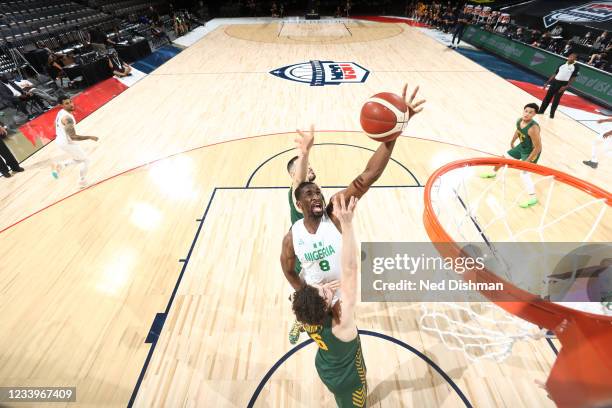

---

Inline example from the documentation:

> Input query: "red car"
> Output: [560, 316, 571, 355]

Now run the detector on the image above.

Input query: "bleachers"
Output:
[91, 0, 168, 19]
[0, 0, 119, 49]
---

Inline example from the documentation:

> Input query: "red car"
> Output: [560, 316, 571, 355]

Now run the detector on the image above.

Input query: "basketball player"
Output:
[480, 103, 542, 208]
[292, 194, 367, 407]
[286, 125, 317, 344]
[52, 96, 98, 188]
[582, 117, 611, 169]
[280, 84, 424, 292]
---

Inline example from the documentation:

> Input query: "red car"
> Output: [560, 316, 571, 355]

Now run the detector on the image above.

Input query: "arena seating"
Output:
[0, 1, 117, 49]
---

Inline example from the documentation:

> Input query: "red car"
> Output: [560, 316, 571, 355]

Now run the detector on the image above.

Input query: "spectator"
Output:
[148, 6, 160, 24]
[151, 19, 172, 44]
[271, 2, 278, 17]
[0, 121, 24, 178]
[579, 31, 594, 46]
[550, 25, 563, 37]
[593, 31, 609, 52]
[512, 27, 525, 42]
[14, 79, 55, 107]
[173, 12, 188, 36]
[0, 74, 47, 119]
[560, 40, 575, 57]
[107, 50, 132, 78]
[47, 52, 69, 87]
[539, 53, 580, 119]
[335, 5, 342, 18]
[588, 43, 611, 69]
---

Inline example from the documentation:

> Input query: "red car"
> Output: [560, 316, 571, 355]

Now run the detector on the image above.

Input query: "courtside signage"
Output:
[270, 60, 369, 86]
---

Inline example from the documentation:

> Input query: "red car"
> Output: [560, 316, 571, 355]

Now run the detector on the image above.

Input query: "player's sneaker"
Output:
[288, 320, 304, 345]
[479, 171, 497, 179]
[78, 179, 89, 189]
[582, 160, 598, 169]
[51, 163, 63, 179]
[519, 197, 538, 208]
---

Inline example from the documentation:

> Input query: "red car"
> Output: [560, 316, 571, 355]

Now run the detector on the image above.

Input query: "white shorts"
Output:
[58, 143, 87, 161]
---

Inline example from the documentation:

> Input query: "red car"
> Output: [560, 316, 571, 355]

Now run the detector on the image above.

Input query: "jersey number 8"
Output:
[319, 260, 330, 271]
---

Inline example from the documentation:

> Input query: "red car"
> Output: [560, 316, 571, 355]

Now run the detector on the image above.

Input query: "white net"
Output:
[421, 163, 611, 362]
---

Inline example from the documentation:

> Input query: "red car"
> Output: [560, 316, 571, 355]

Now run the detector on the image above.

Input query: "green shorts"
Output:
[332, 384, 367, 408]
[507, 146, 540, 163]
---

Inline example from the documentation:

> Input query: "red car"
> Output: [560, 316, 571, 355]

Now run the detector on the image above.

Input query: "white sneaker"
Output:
[51, 163, 63, 179]
[78, 179, 89, 189]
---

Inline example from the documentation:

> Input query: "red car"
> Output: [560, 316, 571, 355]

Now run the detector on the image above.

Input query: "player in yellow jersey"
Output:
[292, 194, 366, 407]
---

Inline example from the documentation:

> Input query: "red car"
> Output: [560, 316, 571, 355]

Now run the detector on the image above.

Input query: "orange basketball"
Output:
[360, 92, 408, 142]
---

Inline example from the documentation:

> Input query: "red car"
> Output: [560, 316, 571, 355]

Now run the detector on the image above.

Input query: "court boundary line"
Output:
[1, 130, 503, 236]
[245, 142, 421, 187]
[246, 329, 474, 408]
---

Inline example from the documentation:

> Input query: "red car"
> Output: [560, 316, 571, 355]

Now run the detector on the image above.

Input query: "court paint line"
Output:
[245, 142, 421, 188]
[127, 187, 218, 408]
[246, 329, 474, 408]
[1, 130, 504, 236]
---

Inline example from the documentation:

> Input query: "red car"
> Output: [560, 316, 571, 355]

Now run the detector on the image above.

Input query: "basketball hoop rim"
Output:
[423, 157, 612, 327]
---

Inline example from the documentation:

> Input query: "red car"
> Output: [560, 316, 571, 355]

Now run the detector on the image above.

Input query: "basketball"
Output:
[360, 92, 408, 142]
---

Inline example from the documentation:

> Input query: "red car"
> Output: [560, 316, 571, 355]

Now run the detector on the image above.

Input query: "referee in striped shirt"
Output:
[538, 53, 580, 119]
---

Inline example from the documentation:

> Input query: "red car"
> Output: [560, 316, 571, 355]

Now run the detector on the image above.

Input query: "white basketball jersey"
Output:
[292, 213, 342, 302]
[55, 109, 75, 146]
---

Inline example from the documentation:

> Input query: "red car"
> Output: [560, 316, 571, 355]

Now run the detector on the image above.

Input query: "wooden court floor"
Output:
[0, 21, 609, 407]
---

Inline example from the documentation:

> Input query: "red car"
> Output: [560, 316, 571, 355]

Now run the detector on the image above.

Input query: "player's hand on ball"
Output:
[402, 84, 426, 119]
[332, 194, 357, 225]
[295, 125, 315, 155]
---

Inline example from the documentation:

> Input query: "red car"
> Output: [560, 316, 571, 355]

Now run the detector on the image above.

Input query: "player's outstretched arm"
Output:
[333, 194, 359, 341]
[328, 85, 425, 221]
[280, 230, 304, 291]
[292, 125, 315, 190]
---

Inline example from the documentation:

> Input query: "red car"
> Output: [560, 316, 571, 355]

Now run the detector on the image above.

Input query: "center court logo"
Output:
[270, 60, 369, 86]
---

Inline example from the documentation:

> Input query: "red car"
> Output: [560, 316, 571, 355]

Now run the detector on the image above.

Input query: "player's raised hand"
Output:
[402, 84, 426, 119]
[323, 280, 340, 292]
[332, 194, 358, 225]
[295, 125, 315, 155]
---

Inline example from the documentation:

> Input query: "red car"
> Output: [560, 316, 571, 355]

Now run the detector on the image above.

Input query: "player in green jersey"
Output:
[287, 125, 316, 225]
[292, 194, 367, 407]
[286, 125, 317, 344]
[480, 103, 542, 208]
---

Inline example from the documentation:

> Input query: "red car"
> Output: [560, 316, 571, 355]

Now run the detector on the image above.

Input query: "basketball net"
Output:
[420, 161, 611, 362]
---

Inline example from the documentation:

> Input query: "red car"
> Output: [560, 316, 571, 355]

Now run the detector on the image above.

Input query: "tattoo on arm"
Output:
[63, 117, 77, 140]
